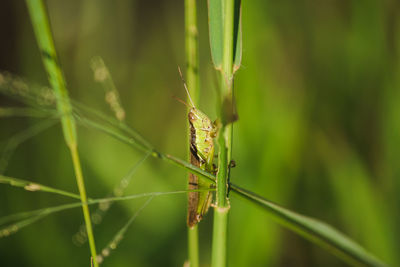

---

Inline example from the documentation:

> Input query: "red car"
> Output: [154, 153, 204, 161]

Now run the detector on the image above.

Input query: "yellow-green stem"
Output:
[25, 0, 98, 265]
[211, 207, 229, 267]
[185, 0, 200, 266]
[188, 226, 199, 267]
[70, 145, 98, 266]
[222, 0, 234, 81]
[212, 0, 235, 266]
[185, 0, 199, 103]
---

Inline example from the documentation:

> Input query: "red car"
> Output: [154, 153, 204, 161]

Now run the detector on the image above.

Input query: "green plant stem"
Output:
[185, 0, 199, 103]
[211, 0, 235, 266]
[185, 0, 200, 266]
[188, 226, 199, 267]
[25, 0, 76, 147]
[211, 207, 229, 267]
[70, 145, 98, 265]
[215, 130, 228, 207]
[25, 0, 98, 266]
[222, 0, 234, 82]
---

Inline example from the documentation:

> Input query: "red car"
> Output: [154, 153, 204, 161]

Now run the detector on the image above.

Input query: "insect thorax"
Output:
[188, 108, 215, 166]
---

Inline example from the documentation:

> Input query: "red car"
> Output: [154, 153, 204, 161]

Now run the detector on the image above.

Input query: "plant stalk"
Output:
[70, 145, 98, 265]
[185, 0, 200, 266]
[211, 0, 235, 266]
[185, 0, 199, 103]
[188, 226, 199, 267]
[25, 0, 98, 266]
[211, 206, 229, 267]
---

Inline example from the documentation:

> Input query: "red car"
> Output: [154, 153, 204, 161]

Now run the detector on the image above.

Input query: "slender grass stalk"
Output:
[0, 107, 50, 118]
[211, 207, 228, 266]
[69, 145, 98, 264]
[185, 0, 200, 266]
[188, 222, 199, 267]
[185, 0, 199, 102]
[222, 1, 234, 81]
[0, 175, 81, 200]
[24, 1, 98, 265]
[211, 0, 236, 266]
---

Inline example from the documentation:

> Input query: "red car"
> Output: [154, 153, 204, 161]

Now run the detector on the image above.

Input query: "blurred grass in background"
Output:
[0, 0, 399, 266]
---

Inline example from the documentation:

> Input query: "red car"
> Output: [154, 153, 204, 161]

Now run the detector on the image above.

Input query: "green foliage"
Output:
[208, 0, 242, 72]
[0, 1, 398, 267]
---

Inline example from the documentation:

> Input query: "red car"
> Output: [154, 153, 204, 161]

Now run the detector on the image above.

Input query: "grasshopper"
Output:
[178, 68, 217, 228]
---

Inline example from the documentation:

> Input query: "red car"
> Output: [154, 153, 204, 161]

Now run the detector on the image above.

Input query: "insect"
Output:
[177, 67, 217, 228]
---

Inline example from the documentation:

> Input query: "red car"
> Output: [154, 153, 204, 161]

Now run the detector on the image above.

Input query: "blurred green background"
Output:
[1, 0, 399, 266]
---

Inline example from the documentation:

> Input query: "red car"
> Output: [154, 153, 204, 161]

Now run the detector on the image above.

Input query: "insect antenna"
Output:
[172, 95, 191, 108]
[177, 66, 195, 108]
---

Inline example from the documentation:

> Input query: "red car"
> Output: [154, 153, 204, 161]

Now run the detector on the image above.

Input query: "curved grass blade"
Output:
[0, 107, 51, 118]
[0, 201, 80, 227]
[230, 184, 387, 267]
[71, 100, 154, 152]
[0, 175, 80, 200]
[0, 213, 47, 238]
[73, 112, 152, 155]
[25, 0, 98, 263]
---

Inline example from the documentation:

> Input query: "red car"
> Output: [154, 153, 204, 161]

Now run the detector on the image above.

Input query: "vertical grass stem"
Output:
[185, 0, 200, 266]
[188, 225, 199, 267]
[212, 0, 235, 266]
[25, 1, 98, 266]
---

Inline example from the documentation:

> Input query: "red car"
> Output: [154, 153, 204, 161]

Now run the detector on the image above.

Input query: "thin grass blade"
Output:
[0, 175, 80, 200]
[230, 184, 387, 267]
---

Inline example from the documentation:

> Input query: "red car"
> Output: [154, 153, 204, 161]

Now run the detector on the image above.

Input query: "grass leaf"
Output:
[208, 0, 242, 72]
[0, 175, 80, 200]
[208, 0, 223, 69]
[231, 184, 387, 267]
